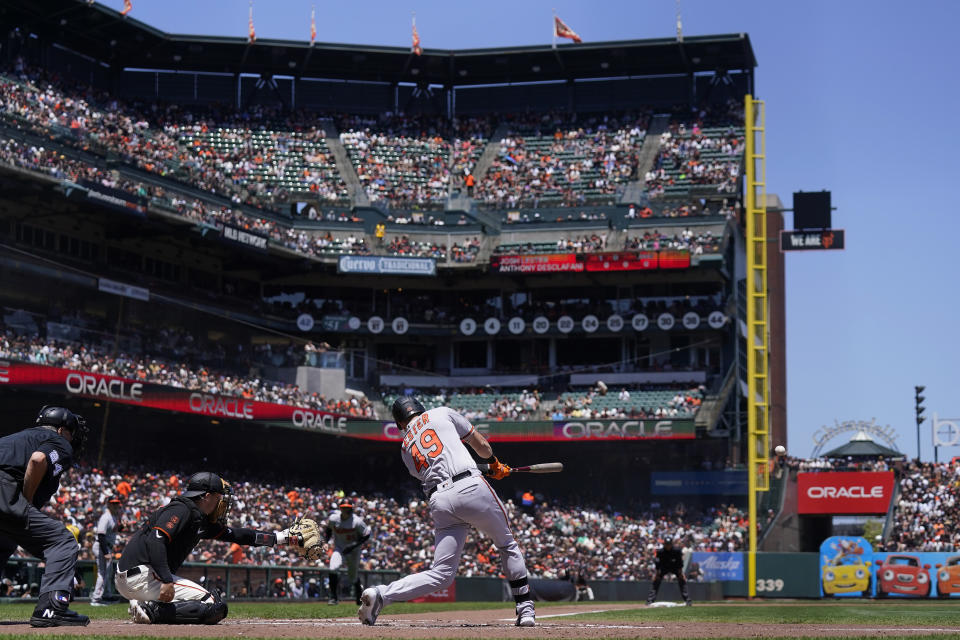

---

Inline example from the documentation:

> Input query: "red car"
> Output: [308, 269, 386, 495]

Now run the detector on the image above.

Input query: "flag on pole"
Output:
[412, 14, 422, 56]
[310, 5, 317, 45]
[120, 0, 132, 16]
[553, 15, 581, 45]
[248, 1, 256, 43]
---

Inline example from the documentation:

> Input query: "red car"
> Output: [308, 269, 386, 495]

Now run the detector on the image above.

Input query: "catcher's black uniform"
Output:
[116, 472, 287, 625]
[646, 541, 692, 605]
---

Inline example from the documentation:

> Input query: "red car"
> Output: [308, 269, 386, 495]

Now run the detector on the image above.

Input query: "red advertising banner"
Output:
[0, 360, 698, 443]
[491, 251, 693, 274]
[0, 358, 352, 434]
[584, 252, 657, 272]
[490, 253, 583, 274]
[797, 471, 896, 514]
[657, 250, 692, 269]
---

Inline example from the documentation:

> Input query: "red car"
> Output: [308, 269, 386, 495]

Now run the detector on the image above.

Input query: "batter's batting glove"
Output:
[484, 457, 512, 480]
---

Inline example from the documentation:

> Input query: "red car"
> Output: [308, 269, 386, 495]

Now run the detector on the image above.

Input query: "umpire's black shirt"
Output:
[119, 497, 271, 583]
[0, 427, 73, 507]
[655, 547, 684, 574]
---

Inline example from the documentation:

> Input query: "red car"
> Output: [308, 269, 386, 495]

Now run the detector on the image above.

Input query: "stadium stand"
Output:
[475, 111, 649, 209]
[645, 101, 746, 198]
[40, 462, 748, 585]
[0, 320, 374, 417]
[553, 385, 705, 420]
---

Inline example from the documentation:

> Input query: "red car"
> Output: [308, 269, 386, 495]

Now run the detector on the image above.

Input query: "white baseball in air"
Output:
[774, 445, 786, 456]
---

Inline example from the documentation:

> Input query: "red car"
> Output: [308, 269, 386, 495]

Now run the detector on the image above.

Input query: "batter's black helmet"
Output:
[36, 406, 88, 457]
[392, 396, 425, 426]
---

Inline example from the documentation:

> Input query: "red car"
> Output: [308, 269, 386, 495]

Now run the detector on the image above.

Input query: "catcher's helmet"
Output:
[36, 406, 88, 457]
[182, 472, 229, 498]
[391, 396, 425, 426]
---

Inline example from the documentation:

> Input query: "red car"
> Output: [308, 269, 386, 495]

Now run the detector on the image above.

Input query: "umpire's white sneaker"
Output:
[358, 587, 383, 626]
[516, 603, 536, 627]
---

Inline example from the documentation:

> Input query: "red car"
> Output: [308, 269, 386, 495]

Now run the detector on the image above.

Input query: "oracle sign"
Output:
[797, 471, 895, 514]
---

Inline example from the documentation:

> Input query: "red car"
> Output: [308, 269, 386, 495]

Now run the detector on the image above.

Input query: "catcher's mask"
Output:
[391, 396, 425, 428]
[183, 472, 233, 523]
[36, 406, 89, 459]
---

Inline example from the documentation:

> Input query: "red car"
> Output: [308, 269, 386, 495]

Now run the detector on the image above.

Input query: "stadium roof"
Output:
[5, 0, 756, 86]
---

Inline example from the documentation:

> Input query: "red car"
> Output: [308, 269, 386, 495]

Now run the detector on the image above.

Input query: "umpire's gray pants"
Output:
[0, 477, 77, 596]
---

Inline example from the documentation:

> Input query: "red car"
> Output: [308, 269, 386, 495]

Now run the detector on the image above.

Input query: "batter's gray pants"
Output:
[378, 474, 529, 604]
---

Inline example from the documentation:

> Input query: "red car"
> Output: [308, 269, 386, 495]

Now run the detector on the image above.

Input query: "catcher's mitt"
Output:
[288, 518, 324, 561]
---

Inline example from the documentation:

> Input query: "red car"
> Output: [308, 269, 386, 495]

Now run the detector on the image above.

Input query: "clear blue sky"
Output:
[97, 0, 960, 460]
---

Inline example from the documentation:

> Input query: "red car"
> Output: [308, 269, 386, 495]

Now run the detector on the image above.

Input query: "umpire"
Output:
[116, 471, 300, 625]
[0, 406, 90, 627]
[646, 538, 692, 606]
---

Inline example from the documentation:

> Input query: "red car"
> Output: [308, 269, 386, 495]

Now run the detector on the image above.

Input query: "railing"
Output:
[3, 557, 400, 601]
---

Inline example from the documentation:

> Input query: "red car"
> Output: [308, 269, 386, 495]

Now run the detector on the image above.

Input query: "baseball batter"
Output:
[324, 501, 371, 605]
[358, 398, 535, 627]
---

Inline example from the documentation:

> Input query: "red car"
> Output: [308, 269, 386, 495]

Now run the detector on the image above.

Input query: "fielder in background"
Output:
[358, 397, 536, 627]
[115, 472, 314, 624]
[646, 538, 692, 606]
[324, 500, 371, 605]
[90, 497, 125, 606]
[0, 406, 90, 627]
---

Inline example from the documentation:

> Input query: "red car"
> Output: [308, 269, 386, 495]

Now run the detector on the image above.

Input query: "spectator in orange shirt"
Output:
[225, 542, 244, 565]
[116, 479, 132, 499]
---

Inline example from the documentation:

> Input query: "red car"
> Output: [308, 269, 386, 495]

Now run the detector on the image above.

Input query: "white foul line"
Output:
[498, 609, 609, 621]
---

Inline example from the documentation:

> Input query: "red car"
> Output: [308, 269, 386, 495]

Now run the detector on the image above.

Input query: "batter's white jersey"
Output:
[326, 512, 371, 550]
[400, 407, 478, 491]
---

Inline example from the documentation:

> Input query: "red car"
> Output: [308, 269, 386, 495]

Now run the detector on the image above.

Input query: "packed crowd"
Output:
[0, 325, 375, 418]
[625, 228, 723, 254]
[0, 62, 352, 211]
[887, 461, 960, 552]
[475, 111, 649, 209]
[32, 462, 748, 585]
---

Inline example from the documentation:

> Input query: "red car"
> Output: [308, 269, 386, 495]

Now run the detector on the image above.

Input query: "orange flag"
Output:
[553, 15, 581, 44]
[412, 16, 422, 56]
[120, 0, 132, 16]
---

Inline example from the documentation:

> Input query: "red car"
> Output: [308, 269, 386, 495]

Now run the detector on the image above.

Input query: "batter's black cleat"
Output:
[30, 591, 90, 627]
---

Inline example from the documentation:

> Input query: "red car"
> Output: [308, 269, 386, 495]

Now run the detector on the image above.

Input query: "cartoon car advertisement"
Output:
[820, 536, 872, 597]
[871, 551, 960, 598]
[935, 555, 960, 597]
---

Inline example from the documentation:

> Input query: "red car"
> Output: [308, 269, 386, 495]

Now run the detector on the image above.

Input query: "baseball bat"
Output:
[477, 462, 563, 474]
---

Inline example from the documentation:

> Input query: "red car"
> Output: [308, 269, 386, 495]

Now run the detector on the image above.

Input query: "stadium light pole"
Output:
[914, 385, 925, 461]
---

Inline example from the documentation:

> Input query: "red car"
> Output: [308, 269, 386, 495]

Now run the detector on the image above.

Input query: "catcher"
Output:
[115, 472, 323, 624]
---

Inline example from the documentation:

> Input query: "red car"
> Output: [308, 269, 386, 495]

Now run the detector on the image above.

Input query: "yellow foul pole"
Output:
[744, 94, 769, 598]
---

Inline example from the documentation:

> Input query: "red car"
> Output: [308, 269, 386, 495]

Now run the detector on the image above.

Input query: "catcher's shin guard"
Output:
[142, 592, 228, 625]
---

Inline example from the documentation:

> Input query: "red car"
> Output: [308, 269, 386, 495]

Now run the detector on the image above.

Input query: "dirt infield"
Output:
[8, 604, 960, 639]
